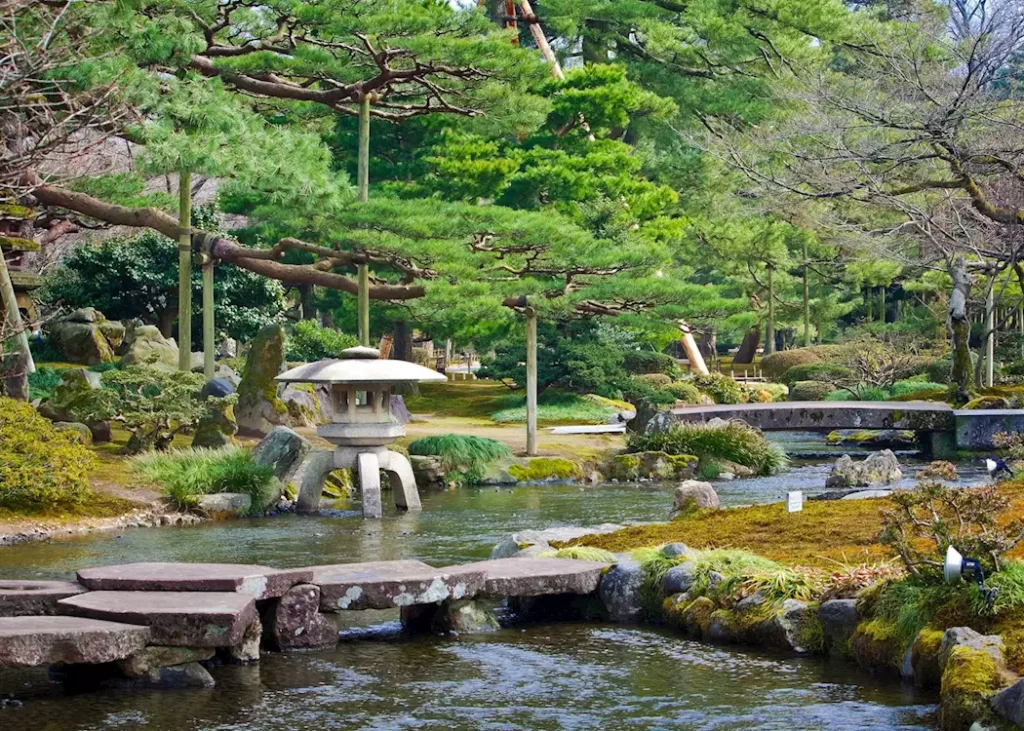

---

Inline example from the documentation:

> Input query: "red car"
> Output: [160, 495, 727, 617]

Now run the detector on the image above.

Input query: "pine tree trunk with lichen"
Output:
[949, 257, 974, 404]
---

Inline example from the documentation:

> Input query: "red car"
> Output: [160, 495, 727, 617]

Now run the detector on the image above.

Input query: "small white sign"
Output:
[787, 491, 803, 513]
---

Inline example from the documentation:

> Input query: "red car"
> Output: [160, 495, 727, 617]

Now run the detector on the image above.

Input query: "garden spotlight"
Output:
[945, 546, 998, 609]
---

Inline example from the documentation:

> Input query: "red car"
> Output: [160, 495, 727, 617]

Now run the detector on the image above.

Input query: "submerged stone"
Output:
[599, 559, 645, 623]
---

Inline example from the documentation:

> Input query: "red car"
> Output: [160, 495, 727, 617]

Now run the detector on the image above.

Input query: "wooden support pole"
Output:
[986, 281, 995, 388]
[177, 170, 192, 371]
[802, 244, 810, 347]
[0, 246, 34, 399]
[202, 248, 215, 380]
[358, 264, 370, 348]
[525, 307, 538, 456]
[765, 265, 775, 355]
[518, 1, 564, 79]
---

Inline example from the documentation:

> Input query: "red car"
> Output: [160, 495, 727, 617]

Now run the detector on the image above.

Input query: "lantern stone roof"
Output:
[275, 346, 447, 385]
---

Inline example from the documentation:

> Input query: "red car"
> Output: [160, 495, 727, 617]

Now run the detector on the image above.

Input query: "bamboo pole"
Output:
[802, 243, 810, 347]
[177, 170, 192, 371]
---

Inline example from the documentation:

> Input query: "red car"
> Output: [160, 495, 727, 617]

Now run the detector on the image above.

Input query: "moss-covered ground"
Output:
[560, 479, 1024, 568]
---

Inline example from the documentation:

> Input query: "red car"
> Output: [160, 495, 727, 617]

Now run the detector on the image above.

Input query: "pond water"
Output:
[0, 431, 956, 729]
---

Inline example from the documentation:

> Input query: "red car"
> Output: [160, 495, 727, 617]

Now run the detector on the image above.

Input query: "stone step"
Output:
[302, 560, 487, 611]
[76, 562, 313, 600]
[0, 616, 150, 668]
[448, 558, 610, 598]
[58, 591, 257, 647]
[0, 580, 87, 617]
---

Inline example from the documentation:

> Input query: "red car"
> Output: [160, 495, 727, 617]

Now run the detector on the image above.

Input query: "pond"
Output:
[0, 431, 958, 729]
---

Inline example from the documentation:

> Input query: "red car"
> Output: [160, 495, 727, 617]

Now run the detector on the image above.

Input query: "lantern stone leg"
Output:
[293, 450, 336, 514]
[356, 452, 383, 519]
[378, 450, 421, 511]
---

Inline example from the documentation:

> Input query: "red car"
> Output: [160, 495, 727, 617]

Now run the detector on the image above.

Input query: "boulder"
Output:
[48, 309, 119, 366]
[120, 324, 179, 370]
[224, 616, 262, 664]
[252, 426, 312, 486]
[191, 400, 238, 449]
[406, 599, 501, 634]
[825, 450, 903, 489]
[264, 584, 339, 651]
[190, 352, 205, 372]
[939, 627, 1005, 673]
[818, 599, 859, 654]
[662, 561, 697, 595]
[598, 559, 645, 623]
[235, 323, 287, 436]
[201, 377, 236, 399]
[97, 320, 125, 350]
[661, 542, 695, 559]
[114, 661, 215, 690]
[218, 338, 238, 360]
[669, 480, 720, 519]
[280, 385, 321, 427]
[196, 493, 252, 518]
[991, 678, 1024, 729]
[117, 646, 215, 678]
[53, 422, 93, 445]
[939, 627, 1010, 731]
[489, 525, 625, 558]
[410, 455, 446, 487]
[747, 599, 817, 653]
[606, 451, 697, 482]
[43, 369, 101, 422]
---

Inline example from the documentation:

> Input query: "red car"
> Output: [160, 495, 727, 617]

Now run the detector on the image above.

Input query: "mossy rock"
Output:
[911, 628, 946, 688]
[679, 596, 717, 639]
[707, 608, 744, 643]
[191, 401, 238, 449]
[939, 647, 1004, 731]
[606, 451, 697, 482]
[963, 395, 1010, 410]
[507, 457, 583, 483]
[825, 429, 916, 448]
[851, 618, 904, 673]
[235, 323, 288, 436]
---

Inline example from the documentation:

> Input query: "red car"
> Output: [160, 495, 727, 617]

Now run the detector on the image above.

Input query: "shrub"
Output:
[780, 363, 854, 387]
[635, 373, 672, 387]
[629, 420, 788, 475]
[788, 380, 833, 401]
[407, 433, 512, 485]
[880, 479, 1024, 575]
[623, 350, 676, 375]
[68, 366, 209, 453]
[286, 320, 358, 362]
[666, 380, 702, 403]
[133, 446, 276, 513]
[0, 397, 96, 512]
[620, 376, 676, 410]
[739, 382, 788, 403]
[760, 348, 821, 378]
[28, 366, 64, 402]
[690, 372, 743, 404]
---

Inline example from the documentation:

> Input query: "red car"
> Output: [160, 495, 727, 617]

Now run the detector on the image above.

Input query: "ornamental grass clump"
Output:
[132, 446, 276, 513]
[407, 433, 511, 485]
[0, 397, 96, 513]
[629, 420, 788, 475]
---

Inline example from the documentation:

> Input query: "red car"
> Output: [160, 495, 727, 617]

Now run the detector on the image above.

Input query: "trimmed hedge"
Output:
[623, 350, 676, 375]
[780, 363, 854, 387]
[788, 380, 834, 401]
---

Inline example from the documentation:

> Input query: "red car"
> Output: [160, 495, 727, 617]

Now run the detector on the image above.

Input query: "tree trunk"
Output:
[299, 284, 317, 320]
[802, 245, 810, 347]
[177, 169, 192, 370]
[878, 286, 886, 324]
[0, 244, 34, 401]
[202, 252, 215, 379]
[525, 308, 538, 456]
[393, 321, 413, 362]
[764, 266, 776, 355]
[734, 327, 760, 364]
[865, 285, 872, 322]
[697, 329, 717, 360]
[949, 257, 974, 403]
[157, 308, 175, 339]
[357, 92, 371, 347]
[986, 280, 995, 388]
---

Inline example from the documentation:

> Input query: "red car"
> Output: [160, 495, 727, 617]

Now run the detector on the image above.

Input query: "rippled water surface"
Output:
[0, 431, 949, 729]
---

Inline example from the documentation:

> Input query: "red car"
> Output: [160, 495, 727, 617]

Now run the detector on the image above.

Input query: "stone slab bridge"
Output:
[667, 401, 1024, 453]
[0, 558, 607, 689]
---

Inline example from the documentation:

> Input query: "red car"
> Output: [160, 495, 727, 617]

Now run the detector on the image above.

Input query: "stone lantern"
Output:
[276, 346, 446, 519]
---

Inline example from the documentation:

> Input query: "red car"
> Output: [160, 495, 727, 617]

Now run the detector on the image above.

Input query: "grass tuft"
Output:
[629, 420, 788, 475]
[132, 446, 276, 513]
[407, 433, 511, 485]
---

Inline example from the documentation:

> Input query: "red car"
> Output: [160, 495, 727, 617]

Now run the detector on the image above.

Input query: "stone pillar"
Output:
[263, 584, 339, 651]
[378, 450, 421, 511]
[357, 451, 382, 519]
[292, 450, 336, 514]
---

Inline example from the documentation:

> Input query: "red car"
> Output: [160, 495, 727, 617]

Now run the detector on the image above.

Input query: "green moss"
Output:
[939, 647, 1002, 731]
[0, 234, 40, 251]
[851, 618, 904, 672]
[508, 457, 583, 482]
[795, 604, 826, 653]
[964, 395, 1009, 410]
[681, 596, 717, 637]
[537, 546, 617, 563]
[911, 628, 946, 688]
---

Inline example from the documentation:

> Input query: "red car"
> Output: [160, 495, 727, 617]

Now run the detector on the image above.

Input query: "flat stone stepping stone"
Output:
[76, 563, 313, 599]
[58, 591, 257, 647]
[449, 558, 610, 598]
[0, 616, 150, 668]
[0, 580, 87, 617]
[302, 560, 486, 611]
